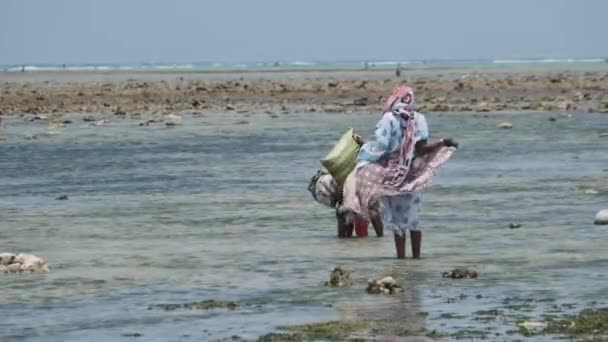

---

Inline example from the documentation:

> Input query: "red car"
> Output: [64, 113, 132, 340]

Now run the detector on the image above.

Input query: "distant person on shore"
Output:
[395, 64, 402, 78]
[341, 86, 458, 259]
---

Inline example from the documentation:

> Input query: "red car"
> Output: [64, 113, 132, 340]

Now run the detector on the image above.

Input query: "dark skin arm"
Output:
[415, 138, 458, 156]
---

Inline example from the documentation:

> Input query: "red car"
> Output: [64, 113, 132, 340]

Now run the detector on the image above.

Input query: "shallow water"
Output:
[1, 112, 607, 341]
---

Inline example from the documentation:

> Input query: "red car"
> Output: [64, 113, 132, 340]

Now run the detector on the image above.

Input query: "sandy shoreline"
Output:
[1, 67, 608, 123]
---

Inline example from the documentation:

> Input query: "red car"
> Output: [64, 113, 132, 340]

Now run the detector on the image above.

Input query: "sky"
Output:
[0, 0, 607, 65]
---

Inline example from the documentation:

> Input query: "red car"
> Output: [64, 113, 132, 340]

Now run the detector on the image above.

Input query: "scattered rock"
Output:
[366, 276, 402, 294]
[139, 119, 157, 127]
[56, 195, 69, 200]
[509, 223, 522, 229]
[548, 116, 557, 122]
[236, 120, 250, 125]
[0, 253, 49, 273]
[34, 114, 48, 120]
[442, 268, 478, 279]
[594, 209, 608, 225]
[62, 120, 72, 124]
[48, 122, 65, 129]
[114, 107, 126, 116]
[82, 116, 96, 122]
[121, 333, 143, 338]
[323, 105, 343, 113]
[353, 97, 368, 106]
[325, 267, 351, 287]
[226, 104, 236, 111]
[165, 113, 182, 126]
[496, 122, 513, 129]
[148, 300, 238, 311]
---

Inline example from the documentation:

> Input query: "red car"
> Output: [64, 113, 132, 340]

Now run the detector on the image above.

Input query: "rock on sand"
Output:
[496, 122, 513, 129]
[594, 209, 608, 225]
[0, 253, 50, 273]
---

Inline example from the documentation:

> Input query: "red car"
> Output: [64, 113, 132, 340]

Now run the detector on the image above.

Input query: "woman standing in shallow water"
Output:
[341, 86, 458, 259]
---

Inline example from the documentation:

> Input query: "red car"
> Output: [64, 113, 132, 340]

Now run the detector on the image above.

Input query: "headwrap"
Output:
[356, 85, 418, 169]
[382, 85, 415, 116]
[383, 86, 417, 166]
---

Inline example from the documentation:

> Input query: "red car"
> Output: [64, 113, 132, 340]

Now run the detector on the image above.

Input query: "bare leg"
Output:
[370, 214, 383, 237]
[410, 230, 422, 259]
[394, 232, 406, 259]
[336, 210, 353, 238]
[369, 202, 383, 237]
[345, 222, 354, 237]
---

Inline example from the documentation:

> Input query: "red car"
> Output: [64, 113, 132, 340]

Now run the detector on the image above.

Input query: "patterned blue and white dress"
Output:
[355, 111, 429, 235]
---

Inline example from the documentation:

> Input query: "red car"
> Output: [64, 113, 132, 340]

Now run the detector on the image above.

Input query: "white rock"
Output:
[379, 276, 396, 287]
[584, 189, 599, 195]
[595, 209, 608, 225]
[517, 321, 547, 330]
[165, 114, 182, 126]
[6, 263, 22, 273]
[496, 122, 513, 129]
[0, 252, 16, 265]
[14, 254, 49, 272]
[47, 122, 65, 129]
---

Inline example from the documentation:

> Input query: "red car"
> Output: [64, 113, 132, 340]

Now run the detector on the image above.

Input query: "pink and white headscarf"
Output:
[382, 86, 417, 167]
[382, 85, 415, 116]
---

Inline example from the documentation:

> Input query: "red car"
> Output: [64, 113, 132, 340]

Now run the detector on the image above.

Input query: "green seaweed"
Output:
[544, 308, 608, 336]
[290, 321, 365, 337]
[148, 299, 238, 311]
[257, 332, 301, 342]
[504, 302, 535, 312]
[450, 328, 491, 340]
[258, 319, 446, 341]
[438, 312, 467, 319]
[258, 321, 366, 341]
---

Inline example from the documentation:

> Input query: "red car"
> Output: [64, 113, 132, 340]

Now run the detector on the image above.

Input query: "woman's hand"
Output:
[442, 138, 459, 148]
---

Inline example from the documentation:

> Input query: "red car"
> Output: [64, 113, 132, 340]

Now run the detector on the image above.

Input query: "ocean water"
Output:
[1, 112, 607, 341]
[1, 57, 606, 72]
